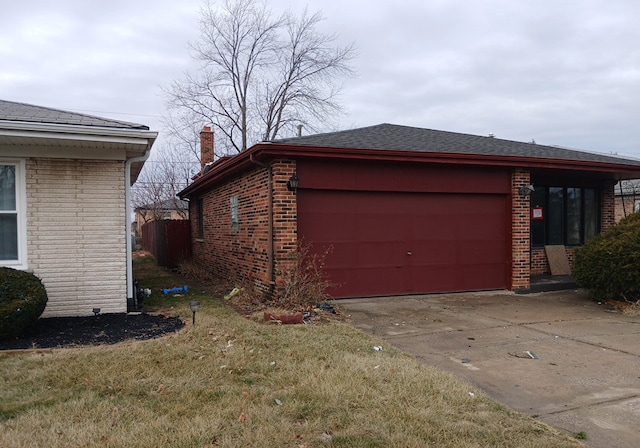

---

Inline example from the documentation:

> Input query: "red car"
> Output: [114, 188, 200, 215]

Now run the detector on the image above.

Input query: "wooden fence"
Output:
[141, 220, 191, 269]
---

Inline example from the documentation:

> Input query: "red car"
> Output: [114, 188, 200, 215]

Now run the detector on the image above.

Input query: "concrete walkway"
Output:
[339, 289, 640, 448]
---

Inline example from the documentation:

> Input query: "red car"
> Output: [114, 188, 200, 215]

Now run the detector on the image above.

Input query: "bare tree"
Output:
[132, 144, 194, 225]
[165, 0, 355, 154]
[619, 179, 640, 218]
[163, 109, 208, 164]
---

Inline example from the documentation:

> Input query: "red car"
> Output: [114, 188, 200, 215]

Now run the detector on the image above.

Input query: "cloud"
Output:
[1, 0, 639, 157]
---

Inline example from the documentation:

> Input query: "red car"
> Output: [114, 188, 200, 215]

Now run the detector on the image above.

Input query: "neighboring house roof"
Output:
[180, 123, 640, 198]
[0, 99, 149, 130]
[615, 179, 640, 196]
[0, 99, 157, 183]
[136, 199, 189, 212]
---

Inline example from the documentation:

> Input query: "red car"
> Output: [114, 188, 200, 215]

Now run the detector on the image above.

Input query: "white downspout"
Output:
[125, 150, 151, 303]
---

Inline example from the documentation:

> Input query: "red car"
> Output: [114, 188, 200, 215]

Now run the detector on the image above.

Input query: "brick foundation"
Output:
[531, 247, 577, 275]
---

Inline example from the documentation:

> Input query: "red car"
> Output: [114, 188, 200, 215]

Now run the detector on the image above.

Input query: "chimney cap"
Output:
[202, 125, 212, 132]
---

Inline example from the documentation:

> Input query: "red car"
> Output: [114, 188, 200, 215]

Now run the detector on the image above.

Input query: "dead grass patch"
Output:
[605, 299, 640, 316]
[0, 257, 584, 447]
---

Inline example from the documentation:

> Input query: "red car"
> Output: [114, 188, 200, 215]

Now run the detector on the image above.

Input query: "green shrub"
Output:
[574, 212, 640, 301]
[0, 268, 48, 340]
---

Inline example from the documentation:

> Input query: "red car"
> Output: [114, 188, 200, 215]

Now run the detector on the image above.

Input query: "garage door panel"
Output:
[355, 241, 404, 267]
[356, 214, 406, 241]
[410, 240, 458, 264]
[411, 217, 456, 239]
[298, 190, 508, 297]
[322, 243, 354, 269]
[458, 264, 505, 290]
[458, 242, 506, 263]
[460, 223, 504, 240]
[348, 267, 406, 296]
[300, 213, 356, 241]
[409, 265, 458, 292]
[321, 241, 405, 269]
[325, 266, 406, 297]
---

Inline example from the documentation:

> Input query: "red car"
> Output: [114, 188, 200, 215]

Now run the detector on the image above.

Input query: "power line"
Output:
[69, 108, 164, 119]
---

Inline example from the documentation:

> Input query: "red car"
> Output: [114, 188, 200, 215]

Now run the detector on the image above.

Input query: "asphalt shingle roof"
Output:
[0, 99, 149, 130]
[273, 123, 640, 166]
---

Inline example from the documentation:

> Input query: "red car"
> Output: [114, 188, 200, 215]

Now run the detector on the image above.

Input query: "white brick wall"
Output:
[26, 158, 128, 317]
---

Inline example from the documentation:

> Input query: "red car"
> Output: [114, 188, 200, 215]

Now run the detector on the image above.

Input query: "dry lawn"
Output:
[0, 256, 583, 447]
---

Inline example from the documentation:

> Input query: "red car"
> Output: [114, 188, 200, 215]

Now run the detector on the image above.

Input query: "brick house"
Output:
[134, 198, 189, 237]
[179, 124, 640, 298]
[0, 100, 156, 316]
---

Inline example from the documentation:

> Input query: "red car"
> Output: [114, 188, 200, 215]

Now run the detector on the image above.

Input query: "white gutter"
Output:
[0, 120, 158, 140]
[125, 149, 151, 303]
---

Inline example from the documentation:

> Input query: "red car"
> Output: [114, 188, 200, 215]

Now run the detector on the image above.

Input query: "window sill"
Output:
[531, 244, 583, 249]
[195, 238, 205, 243]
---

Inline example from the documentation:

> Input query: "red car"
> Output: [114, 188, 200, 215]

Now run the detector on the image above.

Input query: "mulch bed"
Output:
[0, 313, 184, 351]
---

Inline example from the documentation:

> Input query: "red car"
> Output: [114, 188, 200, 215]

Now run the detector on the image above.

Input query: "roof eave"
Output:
[0, 120, 157, 151]
[264, 143, 640, 176]
[179, 142, 640, 198]
[179, 147, 258, 199]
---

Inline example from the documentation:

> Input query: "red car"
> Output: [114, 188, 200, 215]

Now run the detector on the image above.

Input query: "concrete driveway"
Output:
[339, 289, 640, 448]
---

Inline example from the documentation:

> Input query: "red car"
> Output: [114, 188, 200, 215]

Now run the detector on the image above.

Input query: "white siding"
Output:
[26, 158, 127, 317]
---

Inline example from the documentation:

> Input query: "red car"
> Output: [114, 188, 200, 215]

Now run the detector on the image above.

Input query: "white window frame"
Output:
[230, 196, 239, 232]
[0, 159, 27, 270]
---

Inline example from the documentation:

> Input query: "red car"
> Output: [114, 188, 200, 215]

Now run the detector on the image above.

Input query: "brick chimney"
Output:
[200, 126, 214, 171]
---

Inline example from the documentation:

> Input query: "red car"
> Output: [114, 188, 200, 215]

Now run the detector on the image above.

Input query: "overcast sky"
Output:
[2, 0, 639, 159]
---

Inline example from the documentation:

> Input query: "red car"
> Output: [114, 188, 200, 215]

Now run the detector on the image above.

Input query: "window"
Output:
[566, 188, 581, 245]
[531, 186, 600, 247]
[547, 187, 564, 245]
[584, 189, 598, 240]
[230, 196, 239, 232]
[0, 161, 26, 268]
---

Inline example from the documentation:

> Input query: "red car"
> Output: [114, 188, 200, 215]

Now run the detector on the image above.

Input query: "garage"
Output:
[180, 123, 639, 298]
[298, 189, 509, 297]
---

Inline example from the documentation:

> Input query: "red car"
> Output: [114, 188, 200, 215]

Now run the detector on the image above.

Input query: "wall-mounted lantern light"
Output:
[286, 173, 299, 192]
[189, 301, 200, 325]
[518, 184, 535, 197]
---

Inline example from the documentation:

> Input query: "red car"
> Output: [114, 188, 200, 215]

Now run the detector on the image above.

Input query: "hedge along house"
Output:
[179, 123, 640, 298]
[0, 100, 157, 316]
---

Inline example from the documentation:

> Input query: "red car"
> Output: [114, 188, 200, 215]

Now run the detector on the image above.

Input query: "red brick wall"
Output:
[511, 169, 531, 290]
[530, 248, 546, 275]
[272, 160, 298, 293]
[190, 165, 271, 293]
[189, 159, 298, 297]
[601, 183, 615, 232]
[615, 196, 637, 223]
[531, 247, 576, 275]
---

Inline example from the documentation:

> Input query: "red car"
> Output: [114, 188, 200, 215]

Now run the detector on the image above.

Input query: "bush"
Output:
[275, 242, 332, 309]
[574, 212, 640, 301]
[0, 268, 48, 340]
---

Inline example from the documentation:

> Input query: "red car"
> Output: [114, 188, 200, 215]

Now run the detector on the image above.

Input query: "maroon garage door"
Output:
[297, 189, 509, 298]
